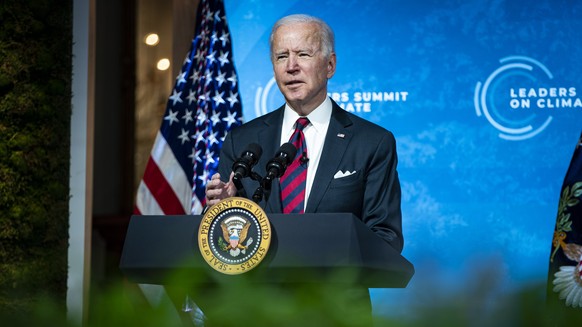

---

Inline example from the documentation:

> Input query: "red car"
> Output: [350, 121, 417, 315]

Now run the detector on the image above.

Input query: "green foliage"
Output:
[0, 268, 579, 327]
[0, 0, 72, 317]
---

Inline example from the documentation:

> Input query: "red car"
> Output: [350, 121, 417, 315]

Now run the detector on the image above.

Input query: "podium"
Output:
[120, 213, 414, 288]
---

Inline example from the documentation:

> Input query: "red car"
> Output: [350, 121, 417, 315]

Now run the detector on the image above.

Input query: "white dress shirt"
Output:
[280, 97, 332, 210]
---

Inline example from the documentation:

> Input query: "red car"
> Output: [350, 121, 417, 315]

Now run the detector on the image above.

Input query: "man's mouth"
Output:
[286, 80, 303, 88]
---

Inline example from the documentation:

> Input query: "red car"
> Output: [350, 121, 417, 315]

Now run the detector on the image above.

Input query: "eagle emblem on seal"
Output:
[219, 216, 253, 257]
[198, 197, 271, 274]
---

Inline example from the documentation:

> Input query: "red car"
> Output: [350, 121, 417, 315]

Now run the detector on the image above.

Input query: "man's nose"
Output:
[286, 55, 299, 72]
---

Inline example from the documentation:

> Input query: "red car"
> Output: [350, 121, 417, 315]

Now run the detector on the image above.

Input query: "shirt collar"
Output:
[283, 97, 333, 134]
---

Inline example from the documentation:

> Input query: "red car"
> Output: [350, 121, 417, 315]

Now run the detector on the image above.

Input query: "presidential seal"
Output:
[198, 197, 271, 275]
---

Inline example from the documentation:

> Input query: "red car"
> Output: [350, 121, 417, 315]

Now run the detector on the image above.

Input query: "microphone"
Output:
[232, 143, 263, 183]
[263, 143, 297, 184]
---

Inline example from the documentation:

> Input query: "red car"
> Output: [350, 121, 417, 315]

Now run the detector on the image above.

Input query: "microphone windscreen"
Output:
[246, 143, 263, 158]
[279, 142, 297, 162]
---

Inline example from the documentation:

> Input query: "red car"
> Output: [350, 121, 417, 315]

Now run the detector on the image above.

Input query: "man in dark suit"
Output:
[204, 13, 403, 324]
[206, 13, 402, 252]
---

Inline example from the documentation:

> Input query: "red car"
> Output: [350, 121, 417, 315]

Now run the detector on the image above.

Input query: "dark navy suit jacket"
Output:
[217, 99, 403, 253]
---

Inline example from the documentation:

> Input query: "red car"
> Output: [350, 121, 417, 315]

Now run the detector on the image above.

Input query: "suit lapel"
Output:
[305, 103, 353, 213]
[257, 106, 285, 213]
[257, 107, 284, 160]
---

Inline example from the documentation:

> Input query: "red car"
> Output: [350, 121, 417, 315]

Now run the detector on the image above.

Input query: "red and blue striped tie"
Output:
[280, 117, 310, 214]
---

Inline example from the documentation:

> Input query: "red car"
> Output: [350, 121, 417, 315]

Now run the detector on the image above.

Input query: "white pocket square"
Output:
[334, 170, 356, 179]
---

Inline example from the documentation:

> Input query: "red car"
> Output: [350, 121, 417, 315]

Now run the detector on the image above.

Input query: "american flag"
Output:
[135, 0, 242, 215]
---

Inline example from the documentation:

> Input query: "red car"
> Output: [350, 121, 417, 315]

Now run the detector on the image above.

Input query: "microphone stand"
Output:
[250, 172, 266, 204]
[233, 175, 247, 198]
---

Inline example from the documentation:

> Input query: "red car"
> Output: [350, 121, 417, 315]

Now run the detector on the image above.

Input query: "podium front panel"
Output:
[120, 213, 414, 287]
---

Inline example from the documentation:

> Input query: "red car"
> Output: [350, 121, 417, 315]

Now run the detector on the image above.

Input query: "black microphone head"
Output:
[263, 143, 298, 183]
[246, 143, 263, 160]
[233, 143, 263, 181]
[279, 142, 297, 163]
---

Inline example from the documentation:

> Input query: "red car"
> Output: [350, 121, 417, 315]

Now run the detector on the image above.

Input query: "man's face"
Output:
[271, 22, 336, 115]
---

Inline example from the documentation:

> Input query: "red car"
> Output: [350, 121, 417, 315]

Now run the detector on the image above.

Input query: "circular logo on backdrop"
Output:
[474, 56, 582, 141]
[474, 56, 558, 141]
[198, 197, 271, 275]
[254, 77, 281, 117]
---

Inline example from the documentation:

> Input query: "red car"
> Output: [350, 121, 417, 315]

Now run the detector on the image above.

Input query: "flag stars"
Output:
[215, 71, 226, 87]
[197, 93, 206, 103]
[218, 51, 230, 66]
[206, 50, 217, 64]
[196, 111, 208, 125]
[199, 26, 209, 41]
[205, 8, 214, 22]
[176, 71, 187, 85]
[169, 90, 183, 106]
[205, 150, 216, 165]
[194, 131, 205, 146]
[222, 110, 238, 127]
[198, 90, 211, 105]
[194, 49, 205, 64]
[189, 148, 200, 163]
[212, 90, 225, 106]
[190, 70, 201, 84]
[226, 91, 239, 108]
[187, 90, 197, 105]
[205, 70, 214, 86]
[197, 168, 210, 183]
[198, 178, 208, 189]
[182, 109, 194, 124]
[210, 110, 221, 126]
[227, 72, 238, 87]
[164, 109, 180, 126]
[183, 52, 192, 65]
[193, 148, 203, 163]
[208, 131, 219, 146]
[219, 31, 230, 47]
[200, 30, 211, 45]
[178, 128, 190, 144]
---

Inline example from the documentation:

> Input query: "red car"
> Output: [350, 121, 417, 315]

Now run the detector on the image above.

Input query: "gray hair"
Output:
[269, 14, 335, 60]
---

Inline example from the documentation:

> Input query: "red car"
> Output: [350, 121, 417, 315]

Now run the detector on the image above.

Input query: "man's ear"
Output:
[327, 53, 337, 79]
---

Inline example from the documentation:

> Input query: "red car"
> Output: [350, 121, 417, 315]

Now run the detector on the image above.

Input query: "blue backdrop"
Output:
[223, 0, 582, 319]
